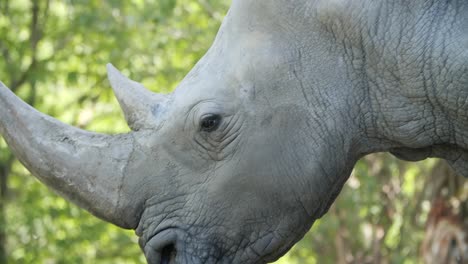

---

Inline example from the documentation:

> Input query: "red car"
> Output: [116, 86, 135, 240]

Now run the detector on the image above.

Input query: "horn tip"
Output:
[0, 81, 8, 90]
[106, 63, 120, 78]
[106, 64, 126, 91]
[0, 81, 14, 100]
[106, 62, 116, 71]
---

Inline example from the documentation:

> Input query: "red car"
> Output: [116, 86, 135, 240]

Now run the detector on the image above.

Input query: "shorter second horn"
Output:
[107, 64, 167, 131]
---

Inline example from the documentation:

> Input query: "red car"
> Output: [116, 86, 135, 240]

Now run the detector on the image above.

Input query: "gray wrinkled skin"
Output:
[0, 0, 467, 263]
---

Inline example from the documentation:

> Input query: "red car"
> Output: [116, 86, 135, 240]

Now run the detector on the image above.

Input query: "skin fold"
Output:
[0, 0, 467, 263]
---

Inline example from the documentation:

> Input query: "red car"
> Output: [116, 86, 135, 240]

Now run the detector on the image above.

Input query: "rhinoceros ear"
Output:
[107, 64, 167, 131]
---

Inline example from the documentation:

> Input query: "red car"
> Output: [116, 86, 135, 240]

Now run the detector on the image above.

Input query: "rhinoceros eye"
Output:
[200, 114, 222, 132]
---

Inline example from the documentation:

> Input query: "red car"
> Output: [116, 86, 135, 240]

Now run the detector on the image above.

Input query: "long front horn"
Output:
[107, 64, 167, 131]
[0, 82, 139, 229]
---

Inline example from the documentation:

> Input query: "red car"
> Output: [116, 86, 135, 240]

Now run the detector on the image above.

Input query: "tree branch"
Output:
[0, 42, 12, 79]
[0, 0, 9, 14]
[199, 0, 217, 19]
[10, 60, 36, 92]
[10, 0, 47, 92]
[0, 0, 12, 82]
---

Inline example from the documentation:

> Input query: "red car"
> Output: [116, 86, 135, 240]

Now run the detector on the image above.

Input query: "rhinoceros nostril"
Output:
[160, 243, 176, 264]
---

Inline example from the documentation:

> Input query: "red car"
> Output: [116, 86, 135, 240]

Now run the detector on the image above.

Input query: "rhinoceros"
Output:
[0, 0, 467, 263]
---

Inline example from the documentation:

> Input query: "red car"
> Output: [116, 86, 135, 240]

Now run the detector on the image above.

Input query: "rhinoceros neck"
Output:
[319, 0, 468, 158]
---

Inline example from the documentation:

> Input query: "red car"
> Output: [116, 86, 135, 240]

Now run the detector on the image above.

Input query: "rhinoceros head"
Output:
[0, 1, 363, 263]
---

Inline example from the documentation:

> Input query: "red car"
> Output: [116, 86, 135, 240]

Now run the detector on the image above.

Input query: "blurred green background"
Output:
[0, 1, 466, 263]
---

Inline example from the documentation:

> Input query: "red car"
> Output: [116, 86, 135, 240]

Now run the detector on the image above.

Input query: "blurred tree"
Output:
[0, 1, 466, 264]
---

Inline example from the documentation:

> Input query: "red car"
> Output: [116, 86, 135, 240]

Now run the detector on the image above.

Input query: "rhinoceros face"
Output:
[0, 1, 359, 263]
[133, 67, 316, 262]
[130, 11, 323, 263]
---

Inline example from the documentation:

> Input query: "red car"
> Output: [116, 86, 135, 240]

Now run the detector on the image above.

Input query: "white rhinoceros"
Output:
[0, 0, 467, 263]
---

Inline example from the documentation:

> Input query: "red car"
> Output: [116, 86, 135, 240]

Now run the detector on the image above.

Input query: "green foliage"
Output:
[0, 1, 465, 263]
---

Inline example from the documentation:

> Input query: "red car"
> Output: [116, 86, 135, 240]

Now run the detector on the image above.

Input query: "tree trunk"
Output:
[0, 153, 13, 263]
